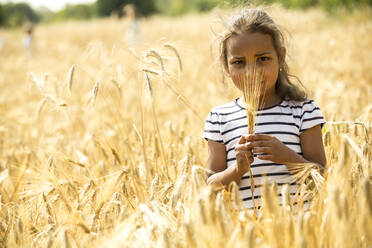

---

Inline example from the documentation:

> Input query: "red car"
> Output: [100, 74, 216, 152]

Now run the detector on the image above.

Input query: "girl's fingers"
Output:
[257, 154, 274, 161]
[252, 147, 271, 153]
[237, 152, 254, 164]
[235, 149, 253, 157]
[238, 135, 247, 144]
[235, 144, 244, 151]
[251, 140, 271, 147]
[235, 142, 253, 151]
[247, 134, 272, 141]
[244, 142, 254, 149]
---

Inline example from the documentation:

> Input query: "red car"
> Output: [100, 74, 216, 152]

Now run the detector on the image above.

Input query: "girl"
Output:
[204, 8, 326, 209]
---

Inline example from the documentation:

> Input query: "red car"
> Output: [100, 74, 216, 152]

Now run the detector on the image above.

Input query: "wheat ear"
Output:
[236, 65, 265, 215]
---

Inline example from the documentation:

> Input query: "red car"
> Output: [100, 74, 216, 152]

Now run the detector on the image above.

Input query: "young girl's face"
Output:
[226, 31, 284, 99]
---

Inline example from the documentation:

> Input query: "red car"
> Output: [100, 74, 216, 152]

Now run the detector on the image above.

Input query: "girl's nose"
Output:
[244, 65, 262, 77]
[245, 61, 262, 72]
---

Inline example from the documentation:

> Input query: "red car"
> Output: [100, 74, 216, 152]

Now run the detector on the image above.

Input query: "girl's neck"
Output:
[239, 94, 283, 110]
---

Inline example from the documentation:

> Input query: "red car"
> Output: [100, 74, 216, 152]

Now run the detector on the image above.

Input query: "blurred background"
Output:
[0, 0, 371, 28]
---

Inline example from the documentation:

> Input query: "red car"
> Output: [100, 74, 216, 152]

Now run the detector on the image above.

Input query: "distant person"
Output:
[123, 4, 141, 46]
[22, 23, 34, 58]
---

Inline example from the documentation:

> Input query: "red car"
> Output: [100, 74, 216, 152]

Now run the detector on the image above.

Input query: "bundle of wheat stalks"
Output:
[234, 66, 266, 214]
[0, 7, 371, 247]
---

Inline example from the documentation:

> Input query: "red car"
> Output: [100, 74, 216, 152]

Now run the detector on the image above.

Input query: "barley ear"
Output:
[163, 43, 183, 72]
[67, 64, 76, 93]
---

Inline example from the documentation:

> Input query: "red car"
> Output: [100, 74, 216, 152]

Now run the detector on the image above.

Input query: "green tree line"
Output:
[0, 0, 371, 28]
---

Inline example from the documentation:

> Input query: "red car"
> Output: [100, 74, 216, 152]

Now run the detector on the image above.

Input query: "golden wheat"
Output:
[0, 5, 370, 248]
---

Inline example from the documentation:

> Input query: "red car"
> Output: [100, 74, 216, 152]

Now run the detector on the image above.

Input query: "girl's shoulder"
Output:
[209, 99, 242, 115]
[281, 98, 321, 111]
[281, 98, 325, 129]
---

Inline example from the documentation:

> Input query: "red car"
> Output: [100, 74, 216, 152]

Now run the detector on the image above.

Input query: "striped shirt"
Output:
[204, 98, 325, 209]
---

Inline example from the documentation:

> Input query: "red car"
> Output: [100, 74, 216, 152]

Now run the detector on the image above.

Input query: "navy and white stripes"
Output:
[204, 98, 325, 209]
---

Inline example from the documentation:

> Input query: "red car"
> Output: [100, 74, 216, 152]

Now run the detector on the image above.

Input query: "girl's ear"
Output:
[278, 47, 286, 65]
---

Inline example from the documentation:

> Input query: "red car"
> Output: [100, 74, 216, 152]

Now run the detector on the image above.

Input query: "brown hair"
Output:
[217, 8, 307, 101]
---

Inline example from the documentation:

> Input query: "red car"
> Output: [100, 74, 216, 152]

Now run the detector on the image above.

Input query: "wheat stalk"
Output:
[141, 47, 203, 123]
[145, 49, 165, 72]
[238, 66, 266, 133]
[287, 162, 325, 206]
[235, 65, 265, 215]
[67, 64, 76, 93]
[142, 70, 168, 179]
[91, 80, 100, 106]
[163, 43, 183, 72]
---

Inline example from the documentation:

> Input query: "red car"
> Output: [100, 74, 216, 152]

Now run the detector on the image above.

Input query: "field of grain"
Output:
[0, 6, 371, 247]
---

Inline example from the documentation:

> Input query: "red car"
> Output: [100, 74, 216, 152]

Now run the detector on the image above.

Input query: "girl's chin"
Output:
[237, 89, 267, 96]
[234, 81, 266, 88]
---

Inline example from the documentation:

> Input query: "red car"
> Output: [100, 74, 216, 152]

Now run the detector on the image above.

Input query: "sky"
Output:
[0, 0, 96, 11]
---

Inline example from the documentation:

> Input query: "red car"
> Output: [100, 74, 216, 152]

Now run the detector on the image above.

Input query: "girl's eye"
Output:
[257, 57, 271, 62]
[231, 60, 244, 65]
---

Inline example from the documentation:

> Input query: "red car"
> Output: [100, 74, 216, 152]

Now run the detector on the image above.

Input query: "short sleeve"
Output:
[300, 100, 326, 133]
[203, 111, 224, 143]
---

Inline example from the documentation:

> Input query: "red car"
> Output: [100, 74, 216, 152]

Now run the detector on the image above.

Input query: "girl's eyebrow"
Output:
[255, 52, 272, 56]
[230, 56, 245, 60]
[230, 52, 272, 59]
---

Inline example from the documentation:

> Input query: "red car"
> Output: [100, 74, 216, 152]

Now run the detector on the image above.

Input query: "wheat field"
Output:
[0, 6, 371, 247]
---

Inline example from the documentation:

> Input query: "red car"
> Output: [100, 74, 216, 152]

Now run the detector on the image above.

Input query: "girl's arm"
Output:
[299, 125, 327, 169]
[206, 137, 253, 185]
[247, 125, 326, 171]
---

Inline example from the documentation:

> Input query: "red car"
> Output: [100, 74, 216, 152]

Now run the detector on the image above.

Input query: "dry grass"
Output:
[0, 6, 371, 247]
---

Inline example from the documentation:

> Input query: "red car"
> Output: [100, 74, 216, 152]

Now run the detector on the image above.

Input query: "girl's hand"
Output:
[234, 135, 254, 173]
[247, 134, 301, 164]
